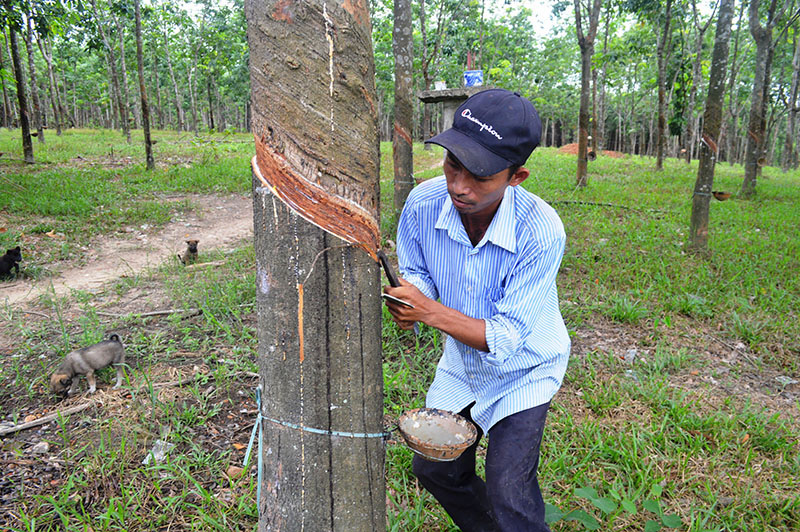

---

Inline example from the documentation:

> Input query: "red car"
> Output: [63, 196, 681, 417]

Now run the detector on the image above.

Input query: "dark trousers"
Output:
[412, 402, 551, 532]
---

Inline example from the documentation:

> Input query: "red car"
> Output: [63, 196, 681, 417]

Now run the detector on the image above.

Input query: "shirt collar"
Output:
[435, 185, 518, 253]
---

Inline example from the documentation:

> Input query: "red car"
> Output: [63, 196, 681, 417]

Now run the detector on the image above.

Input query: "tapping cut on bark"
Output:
[252, 137, 379, 261]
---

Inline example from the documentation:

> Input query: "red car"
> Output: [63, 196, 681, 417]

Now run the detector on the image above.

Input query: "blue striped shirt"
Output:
[397, 175, 570, 433]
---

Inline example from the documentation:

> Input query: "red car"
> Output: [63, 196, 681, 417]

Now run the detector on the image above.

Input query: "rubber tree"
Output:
[654, 0, 672, 171]
[3, 0, 34, 163]
[740, 0, 791, 198]
[393, 0, 413, 217]
[244, 1, 384, 530]
[574, 0, 602, 187]
[134, 0, 153, 170]
[689, 0, 735, 251]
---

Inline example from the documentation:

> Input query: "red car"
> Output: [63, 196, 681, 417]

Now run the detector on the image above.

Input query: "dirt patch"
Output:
[558, 143, 626, 159]
[0, 193, 253, 307]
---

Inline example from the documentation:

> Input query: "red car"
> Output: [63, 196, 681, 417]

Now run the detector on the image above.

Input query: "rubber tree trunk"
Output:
[245, 1, 384, 530]
[91, 0, 130, 142]
[782, 33, 800, 171]
[655, 0, 673, 171]
[115, 13, 133, 132]
[690, 0, 734, 251]
[741, 0, 785, 198]
[0, 31, 14, 128]
[134, 0, 154, 170]
[162, 24, 184, 131]
[393, 0, 413, 218]
[38, 36, 63, 135]
[24, 19, 43, 143]
[7, 24, 33, 163]
[573, 0, 601, 187]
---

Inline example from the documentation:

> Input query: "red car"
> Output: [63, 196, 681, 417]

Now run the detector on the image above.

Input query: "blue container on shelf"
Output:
[463, 70, 483, 87]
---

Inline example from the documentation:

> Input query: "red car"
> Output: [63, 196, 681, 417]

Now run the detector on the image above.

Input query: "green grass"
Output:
[0, 128, 253, 269]
[1, 135, 799, 531]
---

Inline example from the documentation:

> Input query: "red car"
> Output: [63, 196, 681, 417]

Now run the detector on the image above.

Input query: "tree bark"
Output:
[6, 21, 33, 163]
[690, 0, 735, 251]
[162, 23, 184, 131]
[655, 0, 673, 171]
[24, 19, 44, 143]
[684, 0, 714, 163]
[37, 36, 63, 134]
[206, 77, 215, 131]
[741, 0, 787, 198]
[151, 50, 164, 129]
[574, 0, 601, 187]
[189, 48, 199, 135]
[91, 0, 130, 141]
[0, 32, 13, 128]
[724, 0, 746, 165]
[134, 0, 154, 170]
[393, 0, 414, 217]
[783, 32, 800, 171]
[245, 1, 384, 530]
[114, 12, 133, 133]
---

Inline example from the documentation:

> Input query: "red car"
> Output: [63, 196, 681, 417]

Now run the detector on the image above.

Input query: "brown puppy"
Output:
[178, 239, 199, 265]
[49, 333, 126, 396]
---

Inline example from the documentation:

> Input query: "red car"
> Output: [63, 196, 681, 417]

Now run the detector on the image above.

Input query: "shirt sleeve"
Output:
[484, 233, 565, 366]
[396, 201, 439, 301]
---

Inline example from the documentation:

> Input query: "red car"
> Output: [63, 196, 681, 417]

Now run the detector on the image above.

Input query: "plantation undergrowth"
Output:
[0, 130, 798, 531]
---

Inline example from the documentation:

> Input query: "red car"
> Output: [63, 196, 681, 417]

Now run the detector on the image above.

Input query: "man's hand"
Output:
[383, 278, 489, 352]
[383, 278, 430, 330]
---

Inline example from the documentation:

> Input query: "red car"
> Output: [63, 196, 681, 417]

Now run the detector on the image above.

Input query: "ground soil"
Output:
[0, 194, 257, 524]
[558, 142, 626, 158]
[1, 192, 797, 527]
[0, 194, 253, 307]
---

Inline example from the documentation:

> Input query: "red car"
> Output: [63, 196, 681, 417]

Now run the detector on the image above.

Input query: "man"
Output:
[383, 88, 570, 531]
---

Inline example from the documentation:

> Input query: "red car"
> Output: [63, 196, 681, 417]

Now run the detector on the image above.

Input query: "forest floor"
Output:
[0, 193, 260, 526]
[1, 135, 798, 529]
[0, 193, 253, 308]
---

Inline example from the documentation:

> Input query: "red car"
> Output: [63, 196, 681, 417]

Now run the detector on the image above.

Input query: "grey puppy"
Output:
[50, 333, 126, 396]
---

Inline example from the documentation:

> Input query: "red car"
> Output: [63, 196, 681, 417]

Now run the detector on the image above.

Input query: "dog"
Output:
[0, 246, 22, 279]
[49, 333, 126, 396]
[178, 239, 199, 265]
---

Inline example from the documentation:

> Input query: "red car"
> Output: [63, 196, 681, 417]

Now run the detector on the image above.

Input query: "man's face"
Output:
[443, 152, 528, 217]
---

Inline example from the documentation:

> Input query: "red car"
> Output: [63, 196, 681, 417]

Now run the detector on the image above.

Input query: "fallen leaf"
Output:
[232, 442, 246, 450]
[226, 465, 244, 479]
[24, 414, 39, 423]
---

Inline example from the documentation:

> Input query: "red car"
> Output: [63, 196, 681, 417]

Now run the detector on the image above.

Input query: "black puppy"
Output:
[0, 246, 21, 279]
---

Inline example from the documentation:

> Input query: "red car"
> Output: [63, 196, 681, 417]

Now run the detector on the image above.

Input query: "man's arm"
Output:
[384, 279, 488, 352]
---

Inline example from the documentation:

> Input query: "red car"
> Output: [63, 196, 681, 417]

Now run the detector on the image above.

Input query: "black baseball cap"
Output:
[425, 88, 542, 177]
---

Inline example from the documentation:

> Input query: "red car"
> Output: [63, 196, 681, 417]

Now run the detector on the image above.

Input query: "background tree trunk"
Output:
[114, 13, 133, 133]
[782, 32, 799, 171]
[162, 24, 184, 131]
[38, 36, 63, 135]
[574, 0, 601, 187]
[91, 0, 130, 141]
[684, 0, 714, 163]
[134, 0, 154, 170]
[690, 0, 735, 251]
[0, 33, 12, 128]
[393, 0, 414, 217]
[245, 1, 385, 530]
[741, 0, 786, 198]
[655, 0, 673, 171]
[7, 23, 33, 163]
[24, 19, 44, 143]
